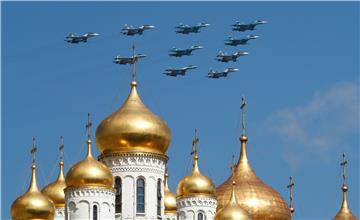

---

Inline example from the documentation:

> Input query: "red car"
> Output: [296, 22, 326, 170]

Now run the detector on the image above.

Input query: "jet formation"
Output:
[224, 35, 259, 46]
[65, 32, 99, 44]
[207, 68, 239, 79]
[232, 20, 268, 32]
[216, 51, 248, 63]
[175, 22, 210, 34]
[121, 24, 155, 36]
[169, 46, 204, 57]
[163, 65, 197, 77]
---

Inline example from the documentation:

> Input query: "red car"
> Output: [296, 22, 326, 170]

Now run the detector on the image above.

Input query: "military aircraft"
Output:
[163, 65, 197, 77]
[224, 35, 259, 46]
[65, 32, 100, 44]
[169, 46, 204, 57]
[113, 54, 146, 65]
[175, 22, 210, 34]
[232, 20, 268, 32]
[216, 51, 248, 62]
[207, 68, 239, 79]
[121, 24, 155, 36]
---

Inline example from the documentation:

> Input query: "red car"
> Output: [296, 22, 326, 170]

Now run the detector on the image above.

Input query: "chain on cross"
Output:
[86, 113, 92, 140]
[287, 176, 294, 212]
[341, 153, 347, 186]
[30, 137, 37, 165]
[241, 96, 246, 135]
[191, 128, 199, 156]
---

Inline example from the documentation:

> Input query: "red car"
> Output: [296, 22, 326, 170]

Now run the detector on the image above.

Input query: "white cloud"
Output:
[265, 81, 359, 168]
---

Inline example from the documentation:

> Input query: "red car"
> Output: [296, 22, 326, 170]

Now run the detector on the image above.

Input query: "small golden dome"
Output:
[11, 164, 56, 220]
[96, 81, 171, 156]
[333, 185, 357, 220]
[214, 181, 251, 220]
[164, 173, 177, 215]
[66, 139, 113, 189]
[42, 161, 66, 208]
[216, 135, 291, 220]
[177, 154, 216, 199]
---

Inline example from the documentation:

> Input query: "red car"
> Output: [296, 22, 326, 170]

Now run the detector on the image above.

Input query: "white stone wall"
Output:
[177, 197, 217, 220]
[101, 153, 167, 220]
[164, 214, 177, 220]
[64, 187, 115, 220]
[55, 207, 65, 220]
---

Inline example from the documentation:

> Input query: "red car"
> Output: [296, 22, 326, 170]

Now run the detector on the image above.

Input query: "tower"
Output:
[64, 114, 115, 220]
[176, 129, 217, 220]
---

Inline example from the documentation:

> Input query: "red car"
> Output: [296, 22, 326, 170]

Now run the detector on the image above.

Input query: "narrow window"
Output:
[157, 179, 162, 217]
[115, 177, 122, 213]
[136, 178, 145, 213]
[93, 205, 98, 220]
[198, 213, 204, 220]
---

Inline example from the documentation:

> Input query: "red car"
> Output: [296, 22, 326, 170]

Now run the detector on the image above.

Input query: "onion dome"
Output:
[66, 119, 113, 189]
[164, 172, 177, 215]
[177, 153, 216, 199]
[11, 164, 55, 220]
[42, 161, 66, 208]
[214, 181, 251, 220]
[216, 135, 291, 220]
[96, 80, 171, 156]
[333, 185, 357, 220]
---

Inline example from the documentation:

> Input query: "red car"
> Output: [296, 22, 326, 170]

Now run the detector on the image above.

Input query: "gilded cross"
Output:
[241, 96, 246, 135]
[86, 113, 92, 140]
[287, 176, 295, 214]
[191, 128, 199, 156]
[30, 137, 37, 165]
[59, 136, 64, 162]
[341, 153, 347, 186]
[131, 44, 136, 81]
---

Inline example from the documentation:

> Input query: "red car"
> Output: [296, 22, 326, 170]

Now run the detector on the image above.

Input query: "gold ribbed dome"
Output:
[66, 139, 113, 189]
[214, 181, 251, 220]
[164, 173, 177, 215]
[216, 135, 291, 220]
[11, 164, 55, 220]
[177, 154, 216, 199]
[333, 185, 357, 220]
[96, 81, 171, 156]
[42, 161, 66, 208]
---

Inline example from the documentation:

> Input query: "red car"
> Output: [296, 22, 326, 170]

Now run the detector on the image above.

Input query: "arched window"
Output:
[198, 213, 204, 220]
[136, 178, 145, 213]
[115, 177, 122, 213]
[157, 179, 162, 217]
[93, 205, 98, 220]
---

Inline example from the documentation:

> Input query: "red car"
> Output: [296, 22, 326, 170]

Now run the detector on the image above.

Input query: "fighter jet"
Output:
[216, 51, 248, 62]
[163, 65, 197, 77]
[232, 20, 268, 32]
[113, 54, 146, 65]
[121, 24, 155, 36]
[65, 32, 99, 44]
[224, 35, 259, 46]
[169, 46, 204, 57]
[175, 22, 210, 34]
[207, 68, 239, 79]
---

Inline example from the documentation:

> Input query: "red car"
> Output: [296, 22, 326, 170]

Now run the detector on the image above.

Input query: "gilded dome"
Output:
[42, 161, 66, 208]
[96, 81, 171, 156]
[333, 185, 357, 220]
[66, 139, 113, 189]
[11, 165, 56, 220]
[216, 135, 291, 220]
[164, 173, 177, 215]
[177, 154, 216, 199]
[214, 181, 251, 220]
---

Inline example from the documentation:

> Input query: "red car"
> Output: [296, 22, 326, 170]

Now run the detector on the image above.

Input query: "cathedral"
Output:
[10, 66, 357, 220]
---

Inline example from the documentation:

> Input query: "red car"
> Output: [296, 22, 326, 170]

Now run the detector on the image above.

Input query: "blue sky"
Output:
[2, 1, 359, 219]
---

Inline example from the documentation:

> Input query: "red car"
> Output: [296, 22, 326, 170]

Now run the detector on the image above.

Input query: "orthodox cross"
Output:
[131, 44, 136, 81]
[191, 128, 199, 156]
[340, 153, 347, 186]
[287, 176, 295, 213]
[59, 136, 64, 162]
[241, 96, 246, 135]
[86, 113, 92, 140]
[30, 137, 37, 165]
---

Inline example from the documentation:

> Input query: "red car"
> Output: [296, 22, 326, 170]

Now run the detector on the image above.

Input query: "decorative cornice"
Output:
[99, 152, 168, 161]
[177, 196, 217, 209]
[65, 187, 115, 199]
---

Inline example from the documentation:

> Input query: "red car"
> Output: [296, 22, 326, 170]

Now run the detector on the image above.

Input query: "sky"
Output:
[1, 1, 359, 219]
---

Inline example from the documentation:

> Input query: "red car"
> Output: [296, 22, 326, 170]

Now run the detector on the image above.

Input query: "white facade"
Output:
[101, 153, 167, 220]
[164, 214, 177, 220]
[177, 197, 217, 220]
[55, 207, 65, 220]
[64, 187, 115, 220]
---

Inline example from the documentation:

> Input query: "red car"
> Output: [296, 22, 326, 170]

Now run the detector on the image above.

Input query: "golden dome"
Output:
[96, 81, 171, 156]
[42, 161, 66, 208]
[66, 139, 113, 189]
[164, 173, 177, 215]
[11, 164, 56, 220]
[333, 185, 357, 220]
[216, 135, 291, 220]
[177, 154, 216, 199]
[214, 181, 251, 220]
